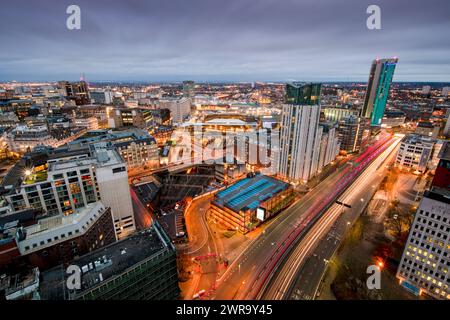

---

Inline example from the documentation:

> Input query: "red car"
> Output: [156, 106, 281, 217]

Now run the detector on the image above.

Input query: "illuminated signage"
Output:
[256, 207, 265, 221]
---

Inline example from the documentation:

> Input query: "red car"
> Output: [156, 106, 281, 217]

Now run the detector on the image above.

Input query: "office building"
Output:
[15, 202, 115, 270]
[396, 188, 450, 300]
[338, 115, 364, 153]
[90, 89, 113, 104]
[395, 134, 434, 173]
[69, 128, 160, 170]
[278, 83, 323, 182]
[415, 121, 440, 139]
[40, 222, 180, 300]
[5, 143, 136, 239]
[73, 116, 99, 131]
[58, 81, 90, 106]
[362, 58, 398, 126]
[159, 98, 191, 124]
[0, 267, 40, 300]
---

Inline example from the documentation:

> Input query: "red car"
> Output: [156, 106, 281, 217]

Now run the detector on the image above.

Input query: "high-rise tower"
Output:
[362, 58, 398, 126]
[278, 83, 323, 182]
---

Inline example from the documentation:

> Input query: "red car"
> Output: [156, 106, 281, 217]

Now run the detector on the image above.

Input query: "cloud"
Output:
[1, 0, 449, 82]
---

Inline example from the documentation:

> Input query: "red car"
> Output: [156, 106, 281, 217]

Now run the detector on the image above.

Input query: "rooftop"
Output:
[40, 222, 172, 300]
[425, 188, 450, 205]
[402, 133, 434, 146]
[213, 174, 289, 212]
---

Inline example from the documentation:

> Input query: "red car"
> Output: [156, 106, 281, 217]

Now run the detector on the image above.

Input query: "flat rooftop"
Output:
[40, 223, 172, 300]
[213, 174, 289, 212]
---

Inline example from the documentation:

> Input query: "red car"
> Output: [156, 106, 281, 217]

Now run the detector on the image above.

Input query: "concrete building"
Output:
[415, 122, 440, 139]
[6, 125, 63, 153]
[338, 115, 364, 153]
[58, 81, 90, 106]
[159, 97, 191, 124]
[1, 267, 40, 300]
[5, 143, 136, 239]
[90, 89, 113, 104]
[278, 83, 323, 183]
[73, 116, 99, 131]
[69, 128, 159, 170]
[395, 134, 434, 173]
[40, 222, 180, 300]
[381, 109, 406, 128]
[17, 202, 115, 270]
[396, 188, 450, 300]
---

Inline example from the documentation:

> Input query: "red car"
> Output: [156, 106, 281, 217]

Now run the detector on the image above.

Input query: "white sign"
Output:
[256, 208, 265, 221]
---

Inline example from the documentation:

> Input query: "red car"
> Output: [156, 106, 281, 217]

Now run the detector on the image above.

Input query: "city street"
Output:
[262, 135, 401, 299]
[209, 133, 397, 300]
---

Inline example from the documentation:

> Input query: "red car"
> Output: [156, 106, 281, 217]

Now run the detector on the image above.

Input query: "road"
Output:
[210, 133, 396, 300]
[261, 134, 402, 299]
[180, 195, 221, 300]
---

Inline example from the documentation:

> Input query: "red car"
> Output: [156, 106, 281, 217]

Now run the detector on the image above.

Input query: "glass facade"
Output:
[371, 61, 397, 126]
[285, 83, 321, 105]
[363, 58, 398, 126]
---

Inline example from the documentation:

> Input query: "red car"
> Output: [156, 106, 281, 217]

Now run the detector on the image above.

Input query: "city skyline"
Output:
[1, 0, 450, 82]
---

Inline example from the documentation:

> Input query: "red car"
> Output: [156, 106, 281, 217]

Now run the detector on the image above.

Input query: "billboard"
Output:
[256, 207, 265, 221]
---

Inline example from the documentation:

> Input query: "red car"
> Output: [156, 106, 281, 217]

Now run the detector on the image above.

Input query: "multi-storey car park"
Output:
[210, 174, 294, 234]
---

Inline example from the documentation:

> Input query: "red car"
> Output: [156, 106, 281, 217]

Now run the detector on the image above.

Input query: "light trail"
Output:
[261, 136, 401, 299]
[239, 133, 397, 299]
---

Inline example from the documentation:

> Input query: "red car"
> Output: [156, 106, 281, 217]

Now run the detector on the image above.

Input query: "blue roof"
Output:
[214, 175, 289, 212]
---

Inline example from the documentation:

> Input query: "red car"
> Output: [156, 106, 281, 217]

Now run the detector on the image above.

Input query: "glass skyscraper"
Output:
[362, 58, 398, 126]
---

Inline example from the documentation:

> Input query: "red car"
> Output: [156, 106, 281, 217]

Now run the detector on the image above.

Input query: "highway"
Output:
[260, 134, 402, 299]
[211, 132, 397, 300]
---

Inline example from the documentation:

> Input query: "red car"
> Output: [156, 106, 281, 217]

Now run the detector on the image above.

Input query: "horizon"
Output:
[1, 0, 450, 82]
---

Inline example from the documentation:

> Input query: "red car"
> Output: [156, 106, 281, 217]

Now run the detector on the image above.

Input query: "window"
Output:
[112, 166, 126, 174]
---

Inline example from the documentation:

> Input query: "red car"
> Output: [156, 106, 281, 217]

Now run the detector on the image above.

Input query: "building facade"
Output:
[396, 188, 450, 300]
[395, 134, 434, 173]
[362, 58, 398, 126]
[17, 202, 116, 270]
[338, 115, 365, 153]
[279, 83, 323, 182]
[5, 143, 136, 239]
[40, 222, 180, 300]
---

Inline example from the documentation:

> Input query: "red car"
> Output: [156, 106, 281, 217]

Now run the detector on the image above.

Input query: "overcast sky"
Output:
[1, 0, 449, 82]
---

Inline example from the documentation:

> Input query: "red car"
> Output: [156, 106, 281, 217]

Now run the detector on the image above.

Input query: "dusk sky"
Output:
[1, 0, 449, 82]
